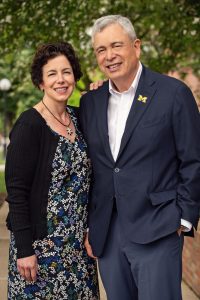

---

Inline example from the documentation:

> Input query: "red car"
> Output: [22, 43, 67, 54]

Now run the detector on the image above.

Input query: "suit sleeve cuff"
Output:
[181, 219, 192, 232]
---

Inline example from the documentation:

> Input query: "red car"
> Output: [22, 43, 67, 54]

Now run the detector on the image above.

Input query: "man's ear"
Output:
[133, 39, 141, 58]
[133, 39, 141, 49]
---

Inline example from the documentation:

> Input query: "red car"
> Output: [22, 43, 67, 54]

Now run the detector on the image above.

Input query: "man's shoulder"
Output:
[146, 66, 188, 90]
[81, 81, 109, 103]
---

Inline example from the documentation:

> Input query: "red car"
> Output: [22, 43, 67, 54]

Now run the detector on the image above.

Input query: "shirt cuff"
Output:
[181, 219, 192, 232]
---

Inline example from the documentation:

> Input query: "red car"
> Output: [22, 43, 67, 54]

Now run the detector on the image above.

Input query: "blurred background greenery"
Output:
[0, 0, 199, 142]
[0, 171, 6, 194]
[0, 150, 5, 194]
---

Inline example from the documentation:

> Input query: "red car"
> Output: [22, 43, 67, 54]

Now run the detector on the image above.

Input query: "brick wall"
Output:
[182, 223, 200, 297]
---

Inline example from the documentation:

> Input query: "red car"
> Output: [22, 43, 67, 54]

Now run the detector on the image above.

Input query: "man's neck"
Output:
[111, 78, 134, 93]
[109, 62, 142, 93]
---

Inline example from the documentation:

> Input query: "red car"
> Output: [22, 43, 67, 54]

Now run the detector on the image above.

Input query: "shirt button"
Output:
[114, 168, 120, 173]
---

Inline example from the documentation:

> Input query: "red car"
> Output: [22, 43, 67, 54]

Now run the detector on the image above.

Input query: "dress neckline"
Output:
[31, 107, 77, 144]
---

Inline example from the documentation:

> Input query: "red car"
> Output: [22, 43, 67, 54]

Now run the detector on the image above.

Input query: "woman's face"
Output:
[40, 55, 75, 103]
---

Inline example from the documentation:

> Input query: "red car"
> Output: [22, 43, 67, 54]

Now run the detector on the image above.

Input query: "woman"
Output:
[5, 42, 99, 299]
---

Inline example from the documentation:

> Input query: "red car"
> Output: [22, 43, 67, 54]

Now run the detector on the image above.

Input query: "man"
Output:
[80, 15, 200, 300]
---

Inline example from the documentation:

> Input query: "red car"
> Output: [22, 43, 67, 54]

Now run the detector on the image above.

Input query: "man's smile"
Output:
[106, 63, 122, 72]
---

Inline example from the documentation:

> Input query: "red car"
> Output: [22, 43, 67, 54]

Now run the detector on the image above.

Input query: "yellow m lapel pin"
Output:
[137, 95, 147, 103]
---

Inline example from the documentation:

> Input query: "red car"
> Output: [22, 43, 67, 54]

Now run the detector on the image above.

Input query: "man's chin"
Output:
[106, 72, 122, 81]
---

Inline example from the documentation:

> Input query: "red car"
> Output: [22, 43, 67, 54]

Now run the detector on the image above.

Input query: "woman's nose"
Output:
[57, 73, 65, 83]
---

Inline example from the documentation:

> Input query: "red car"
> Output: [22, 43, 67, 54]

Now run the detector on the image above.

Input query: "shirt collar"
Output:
[109, 61, 142, 95]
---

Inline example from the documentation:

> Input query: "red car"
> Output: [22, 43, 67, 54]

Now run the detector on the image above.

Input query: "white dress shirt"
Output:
[107, 62, 192, 232]
[108, 62, 142, 161]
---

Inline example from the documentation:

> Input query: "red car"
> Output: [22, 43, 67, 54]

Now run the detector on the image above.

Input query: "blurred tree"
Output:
[0, 0, 199, 124]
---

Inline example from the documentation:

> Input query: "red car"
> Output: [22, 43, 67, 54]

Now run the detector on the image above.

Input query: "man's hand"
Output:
[177, 225, 185, 236]
[17, 254, 38, 282]
[81, 80, 105, 96]
[89, 80, 104, 90]
[84, 232, 97, 259]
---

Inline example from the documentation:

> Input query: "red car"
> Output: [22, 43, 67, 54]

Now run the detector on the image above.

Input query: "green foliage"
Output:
[0, 0, 199, 74]
[0, 150, 5, 164]
[0, 0, 199, 125]
[0, 172, 6, 194]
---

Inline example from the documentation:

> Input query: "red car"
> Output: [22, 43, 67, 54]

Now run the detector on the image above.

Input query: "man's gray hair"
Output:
[91, 15, 137, 44]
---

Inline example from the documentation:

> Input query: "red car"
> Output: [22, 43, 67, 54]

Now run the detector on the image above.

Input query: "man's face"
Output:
[93, 23, 141, 92]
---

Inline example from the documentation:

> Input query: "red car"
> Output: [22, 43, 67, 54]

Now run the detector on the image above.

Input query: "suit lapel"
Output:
[117, 67, 157, 161]
[93, 81, 115, 164]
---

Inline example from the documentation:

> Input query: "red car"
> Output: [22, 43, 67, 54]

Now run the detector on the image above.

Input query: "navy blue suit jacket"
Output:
[80, 66, 200, 257]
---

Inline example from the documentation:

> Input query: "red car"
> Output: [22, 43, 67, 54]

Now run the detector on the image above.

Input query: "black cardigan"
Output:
[5, 107, 78, 258]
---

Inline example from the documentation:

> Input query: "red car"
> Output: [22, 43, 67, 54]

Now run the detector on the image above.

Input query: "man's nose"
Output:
[105, 48, 115, 60]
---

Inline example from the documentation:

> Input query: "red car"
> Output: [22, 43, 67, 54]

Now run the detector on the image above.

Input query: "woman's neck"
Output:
[42, 97, 67, 118]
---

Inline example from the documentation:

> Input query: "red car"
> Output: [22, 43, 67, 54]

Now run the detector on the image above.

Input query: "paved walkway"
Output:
[0, 202, 199, 300]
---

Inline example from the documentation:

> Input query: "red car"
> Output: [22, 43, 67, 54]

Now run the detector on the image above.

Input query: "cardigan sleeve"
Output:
[5, 118, 41, 258]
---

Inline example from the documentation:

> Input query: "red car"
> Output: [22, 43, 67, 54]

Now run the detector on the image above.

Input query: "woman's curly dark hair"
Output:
[31, 42, 82, 88]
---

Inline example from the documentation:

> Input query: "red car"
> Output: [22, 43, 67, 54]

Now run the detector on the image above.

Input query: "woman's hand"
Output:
[17, 254, 38, 282]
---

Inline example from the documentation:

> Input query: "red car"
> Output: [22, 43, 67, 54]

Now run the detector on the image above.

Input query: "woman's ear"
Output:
[39, 83, 44, 92]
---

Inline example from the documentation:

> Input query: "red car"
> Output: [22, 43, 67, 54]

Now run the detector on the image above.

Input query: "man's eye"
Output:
[114, 44, 122, 48]
[97, 49, 105, 54]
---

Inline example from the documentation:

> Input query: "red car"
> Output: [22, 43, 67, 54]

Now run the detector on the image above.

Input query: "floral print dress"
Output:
[8, 108, 99, 300]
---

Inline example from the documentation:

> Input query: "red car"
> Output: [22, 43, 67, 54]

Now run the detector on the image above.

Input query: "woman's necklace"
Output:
[42, 100, 73, 136]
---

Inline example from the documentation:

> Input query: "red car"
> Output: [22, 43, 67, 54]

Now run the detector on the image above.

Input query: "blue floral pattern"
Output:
[8, 107, 99, 299]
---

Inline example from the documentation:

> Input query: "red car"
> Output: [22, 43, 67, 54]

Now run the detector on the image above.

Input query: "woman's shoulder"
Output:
[67, 105, 80, 118]
[10, 108, 46, 139]
[17, 108, 46, 127]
